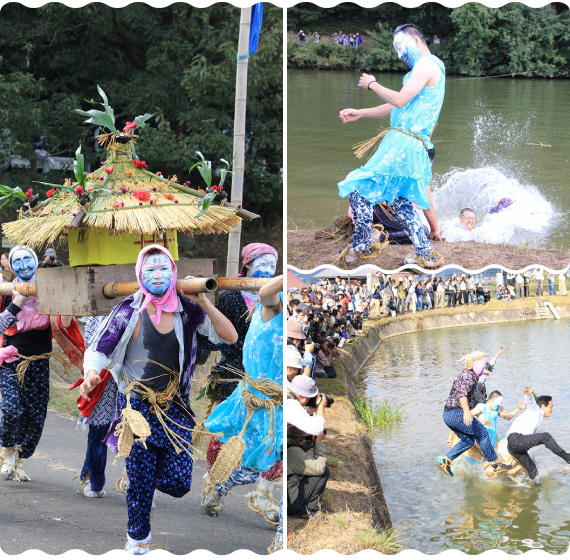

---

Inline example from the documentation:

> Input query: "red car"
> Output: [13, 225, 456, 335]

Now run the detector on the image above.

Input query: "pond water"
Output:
[288, 69, 570, 247]
[355, 319, 570, 554]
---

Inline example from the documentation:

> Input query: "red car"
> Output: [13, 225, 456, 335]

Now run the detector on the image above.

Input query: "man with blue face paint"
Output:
[199, 243, 282, 526]
[338, 23, 445, 269]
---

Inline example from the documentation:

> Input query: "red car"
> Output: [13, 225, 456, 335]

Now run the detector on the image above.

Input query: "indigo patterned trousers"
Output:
[349, 191, 432, 257]
[119, 394, 194, 540]
[80, 423, 111, 492]
[443, 408, 498, 462]
[0, 359, 50, 459]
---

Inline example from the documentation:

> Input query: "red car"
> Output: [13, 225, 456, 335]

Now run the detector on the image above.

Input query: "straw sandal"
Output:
[338, 240, 385, 266]
[417, 249, 444, 270]
[246, 488, 280, 525]
[489, 460, 512, 473]
[0, 447, 16, 481]
[14, 456, 31, 482]
[436, 456, 454, 477]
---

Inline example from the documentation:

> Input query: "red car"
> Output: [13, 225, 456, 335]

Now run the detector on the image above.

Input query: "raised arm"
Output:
[259, 275, 283, 323]
[360, 57, 439, 109]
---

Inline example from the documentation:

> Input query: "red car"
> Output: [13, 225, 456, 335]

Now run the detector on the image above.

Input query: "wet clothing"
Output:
[507, 432, 568, 480]
[444, 368, 480, 411]
[443, 408, 498, 462]
[474, 403, 499, 446]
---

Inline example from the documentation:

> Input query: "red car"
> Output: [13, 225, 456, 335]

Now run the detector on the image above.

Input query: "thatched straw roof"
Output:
[2, 136, 244, 250]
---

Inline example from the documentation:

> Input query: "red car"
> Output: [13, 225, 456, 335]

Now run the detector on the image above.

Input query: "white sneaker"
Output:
[1, 447, 16, 481]
[83, 483, 106, 498]
[247, 489, 279, 524]
[125, 533, 152, 555]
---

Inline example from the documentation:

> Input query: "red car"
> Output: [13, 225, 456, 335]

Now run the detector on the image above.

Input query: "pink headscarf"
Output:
[237, 243, 278, 277]
[457, 351, 487, 376]
[135, 244, 178, 325]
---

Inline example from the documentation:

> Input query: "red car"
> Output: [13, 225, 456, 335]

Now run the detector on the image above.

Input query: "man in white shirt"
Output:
[506, 386, 570, 484]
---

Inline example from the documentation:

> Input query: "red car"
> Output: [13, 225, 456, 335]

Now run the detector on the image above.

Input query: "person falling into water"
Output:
[437, 351, 512, 477]
[337, 23, 445, 268]
[505, 386, 570, 485]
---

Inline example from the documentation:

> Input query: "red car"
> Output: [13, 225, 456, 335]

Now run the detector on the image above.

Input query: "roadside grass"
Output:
[327, 457, 340, 468]
[356, 525, 408, 554]
[351, 397, 404, 433]
[49, 384, 80, 418]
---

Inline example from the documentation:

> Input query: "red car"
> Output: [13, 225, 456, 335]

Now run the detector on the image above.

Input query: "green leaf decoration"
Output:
[74, 145, 86, 187]
[72, 109, 117, 133]
[132, 113, 154, 129]
[0, 184, 28, 210]
[195, 191, 217, 218]
[97, 85, 115, 123]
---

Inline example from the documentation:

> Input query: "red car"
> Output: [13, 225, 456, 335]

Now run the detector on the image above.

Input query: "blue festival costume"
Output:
[338, 54, 445, 258]
[204, 292, 284, 474]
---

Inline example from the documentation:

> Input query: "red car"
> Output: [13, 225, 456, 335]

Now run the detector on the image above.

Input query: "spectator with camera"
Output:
[315, 337, 341, 378]
[287, 425, 329, 519]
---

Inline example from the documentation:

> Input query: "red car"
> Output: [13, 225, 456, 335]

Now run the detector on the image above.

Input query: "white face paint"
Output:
[393, 31, 421, 68]
[11, 249, 36, 281]
[140, 253, 174, 296]
[246, 254, 277, 279]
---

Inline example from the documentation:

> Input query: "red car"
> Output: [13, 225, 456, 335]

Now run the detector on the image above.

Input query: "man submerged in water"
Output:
[505, 386, 570, 485]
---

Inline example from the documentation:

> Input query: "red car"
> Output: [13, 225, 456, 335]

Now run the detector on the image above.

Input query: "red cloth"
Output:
[52, 316, 84, 367]
[237, 243, 278, 277]
[68, 369, 112, 418]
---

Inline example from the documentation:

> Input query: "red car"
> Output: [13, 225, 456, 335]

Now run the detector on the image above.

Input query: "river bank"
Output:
[288, 226, 570, 271]
[288, 296, 570, 553]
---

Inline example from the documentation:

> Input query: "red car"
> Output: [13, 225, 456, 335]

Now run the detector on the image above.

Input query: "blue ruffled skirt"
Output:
[338, 129, 432, 209]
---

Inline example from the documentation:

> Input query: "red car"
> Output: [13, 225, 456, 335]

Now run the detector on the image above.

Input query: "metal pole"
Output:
[226, 7, 252, 277]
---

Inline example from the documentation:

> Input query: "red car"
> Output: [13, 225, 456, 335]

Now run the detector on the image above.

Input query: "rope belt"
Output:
[13, 351, 66, 388]
[204, 369, 283, 494]
[353, 126, 428, 159]
[114, 376, 213, 463]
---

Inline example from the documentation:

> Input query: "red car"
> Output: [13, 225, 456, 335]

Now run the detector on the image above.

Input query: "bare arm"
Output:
[259, 275, 283, 323]
[191, 296, 238, 344]
[339, 103, 393, 123]
[499, 402, 524, 420]
[362, 57, 439, 109]
[460, 396, 474, 426]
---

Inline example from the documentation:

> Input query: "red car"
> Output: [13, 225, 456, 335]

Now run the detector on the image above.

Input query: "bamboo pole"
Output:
[226, 7, 252, 277]
[0, 282, 36, 297]
[103, 277, 218, 298]
[216, 277, 269, 291]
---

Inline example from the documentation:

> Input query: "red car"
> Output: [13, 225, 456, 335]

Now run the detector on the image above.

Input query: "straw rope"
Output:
[353, 126, 428, 159]
[8, 351, 67, 388]
[203, 366, 282, 499]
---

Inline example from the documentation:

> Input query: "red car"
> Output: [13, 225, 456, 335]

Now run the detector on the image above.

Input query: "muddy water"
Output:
[355, 319, 570, 553]
[288, 70, 570, 246]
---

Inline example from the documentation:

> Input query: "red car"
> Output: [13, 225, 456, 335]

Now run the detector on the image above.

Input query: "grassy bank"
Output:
[287, 33, 366, 70]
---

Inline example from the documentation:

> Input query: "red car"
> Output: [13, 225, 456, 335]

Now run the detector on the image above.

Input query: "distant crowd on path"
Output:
[296, 30, 441, 49]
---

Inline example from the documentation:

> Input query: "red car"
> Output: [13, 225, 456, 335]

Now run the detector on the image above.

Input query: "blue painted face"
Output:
[246, 254, 277, 279]
[11, 249, 36, 281]
[393, 32, 421, 69]
[400, 44, 421, 68]
[140, 253, 174, 296]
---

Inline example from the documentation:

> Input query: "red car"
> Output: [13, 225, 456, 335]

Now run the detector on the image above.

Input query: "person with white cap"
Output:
[286, 345, 303, 382]
[286, 375, 326, 437]
[287, 318, 313, 378]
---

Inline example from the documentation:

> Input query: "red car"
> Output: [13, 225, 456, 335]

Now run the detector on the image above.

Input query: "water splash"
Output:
[431, 105, 557, 245]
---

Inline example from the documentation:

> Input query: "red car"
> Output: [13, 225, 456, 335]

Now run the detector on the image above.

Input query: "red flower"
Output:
[25, 189, 33, 200]
[133, 189, 151, 202]
[104, 167, 114, 174]
[164, 193, 175, 200]
[198, 189, 206, 194]
[211, 184, 222, 193]
[75, 187, 84, 195]
[124, 121, 138, 134]
[46, 189, 55, 198]
[133, 159, 146, 169]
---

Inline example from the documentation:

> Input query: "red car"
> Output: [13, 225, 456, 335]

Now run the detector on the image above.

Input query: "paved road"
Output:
[0, 410, 276, 554]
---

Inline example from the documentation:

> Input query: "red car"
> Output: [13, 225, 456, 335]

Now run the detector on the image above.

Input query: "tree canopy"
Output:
[288, 3, 570, 77]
